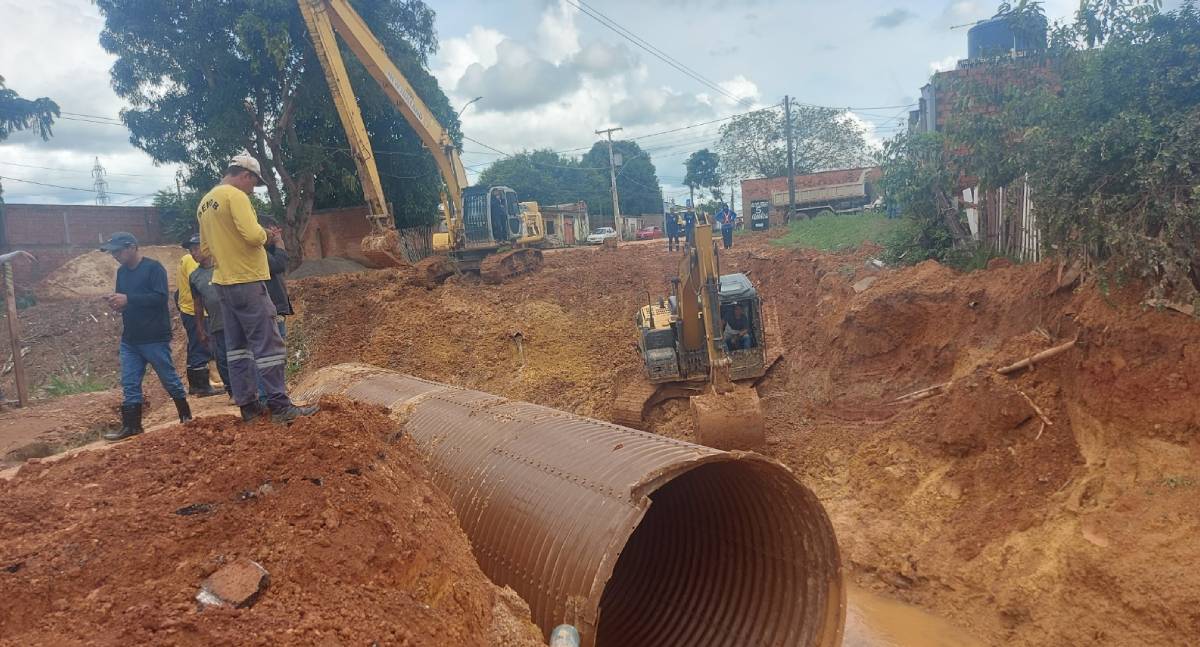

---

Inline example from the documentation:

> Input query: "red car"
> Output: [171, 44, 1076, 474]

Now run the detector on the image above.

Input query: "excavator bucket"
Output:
[691, 384, 766, 450]
[480, 248, 544, 283]
[360, 229, 409, 268]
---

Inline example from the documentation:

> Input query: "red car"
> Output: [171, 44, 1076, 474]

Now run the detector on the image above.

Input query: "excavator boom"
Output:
[298, 0, 469, 267]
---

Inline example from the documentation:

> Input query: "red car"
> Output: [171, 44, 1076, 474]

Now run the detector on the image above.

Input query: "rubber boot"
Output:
[187, 368, 222, 398]
[174, 398, 193, 423]
[104, 404, 144, 442]
[240, 401, 268, 423]
[271, 403, 320, 425]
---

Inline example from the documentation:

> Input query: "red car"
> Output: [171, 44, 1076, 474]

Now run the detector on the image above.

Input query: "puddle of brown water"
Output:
[843, 585, 989, 647]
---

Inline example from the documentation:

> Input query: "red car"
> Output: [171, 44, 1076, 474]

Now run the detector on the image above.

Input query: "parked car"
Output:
[636, 225, 662, 240]
[586, 226, 618, 244]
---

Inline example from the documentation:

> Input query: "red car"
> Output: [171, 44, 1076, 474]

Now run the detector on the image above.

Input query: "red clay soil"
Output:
[0, 397, 541, 646]
[289, 234, 1200, 646]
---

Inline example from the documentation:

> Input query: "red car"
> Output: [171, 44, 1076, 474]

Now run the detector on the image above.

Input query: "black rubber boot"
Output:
[271, 403, 320, 425]
[104, 404, 144, 442]
[187, 368, 222, 397]
[240, 401, 268, 423]
[174, 398, 193, 423]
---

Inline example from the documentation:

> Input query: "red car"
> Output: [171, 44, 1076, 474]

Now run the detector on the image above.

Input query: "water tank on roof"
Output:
[967, 15, 1047, 60]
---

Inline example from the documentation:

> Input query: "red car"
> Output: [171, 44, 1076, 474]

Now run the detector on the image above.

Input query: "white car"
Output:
[586, 227, 618, 244]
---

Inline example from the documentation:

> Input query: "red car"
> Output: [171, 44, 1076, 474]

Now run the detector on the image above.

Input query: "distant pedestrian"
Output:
[177, 234, 220, 397]
[665, 210, 681, 252]
[188, 244, 230, 398]
[100, 232, 191, 441]
[716, 203, 737, 249]
[683, 210, 696, 247]
[197, 153, 317, 424]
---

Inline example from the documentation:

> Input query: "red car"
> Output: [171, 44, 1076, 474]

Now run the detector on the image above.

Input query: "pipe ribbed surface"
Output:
[297, 364, 844, 647]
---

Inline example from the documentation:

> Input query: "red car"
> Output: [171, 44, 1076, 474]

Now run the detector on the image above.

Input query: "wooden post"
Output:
[3, 261, 28, 407]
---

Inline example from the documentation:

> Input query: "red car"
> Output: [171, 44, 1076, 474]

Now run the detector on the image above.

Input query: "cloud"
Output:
[572, 41, 638, 79]
[456, 40, 584, 112]
[929, 54, 959, 73]
[872, 8, 917, 29]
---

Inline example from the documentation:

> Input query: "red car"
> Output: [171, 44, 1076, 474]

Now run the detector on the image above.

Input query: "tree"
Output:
[95, 0, 458, 261]
[877, 131, 971, 263]
[581, 140, 663, 217]
[717, 103, 870, 179]
[0, 76, 58, 142]
[683, 149, 721, 205]
[477, 150, 592, 207]
[0, 75, 59, 223]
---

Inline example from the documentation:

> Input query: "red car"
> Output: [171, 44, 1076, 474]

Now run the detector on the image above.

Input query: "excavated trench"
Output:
[298, 364, 844, 647]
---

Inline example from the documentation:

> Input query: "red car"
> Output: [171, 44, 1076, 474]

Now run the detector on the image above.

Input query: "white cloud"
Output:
[536, 0, 580, 64]
[930, 55, 960, 73]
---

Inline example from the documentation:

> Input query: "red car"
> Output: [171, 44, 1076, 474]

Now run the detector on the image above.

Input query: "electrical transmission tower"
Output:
[92, 157, 110, 205]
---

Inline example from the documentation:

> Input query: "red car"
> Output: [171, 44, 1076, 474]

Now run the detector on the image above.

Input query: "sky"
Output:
[0, 0, 1092, 207]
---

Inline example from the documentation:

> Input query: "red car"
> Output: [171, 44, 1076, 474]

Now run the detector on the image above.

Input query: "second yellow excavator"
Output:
[612, 213, 781, 450]
[298, 0, 544, 282]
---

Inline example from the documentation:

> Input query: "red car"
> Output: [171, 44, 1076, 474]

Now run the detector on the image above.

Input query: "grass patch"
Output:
[771, 211, 902, 252]
[42, 371, 111, 397]
[285, 321, 310, 380]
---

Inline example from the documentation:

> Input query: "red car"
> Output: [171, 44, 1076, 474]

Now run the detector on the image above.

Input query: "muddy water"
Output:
[843, 585, 989, 647]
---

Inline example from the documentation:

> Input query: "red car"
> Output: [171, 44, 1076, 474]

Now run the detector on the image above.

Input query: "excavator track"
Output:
[413, 254, 455, 286]
[479, 248, 543, 283]
[611, 375, 659, 430]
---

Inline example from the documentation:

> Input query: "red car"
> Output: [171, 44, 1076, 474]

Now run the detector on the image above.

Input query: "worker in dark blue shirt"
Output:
[683, 209, 697, 247]
[716, 204, 737, 249]
[665, 210, 681, 252]
[100, 232, 191, 441]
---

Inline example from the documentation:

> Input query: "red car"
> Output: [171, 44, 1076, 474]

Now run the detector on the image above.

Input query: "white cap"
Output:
[228, 153, 265, 185]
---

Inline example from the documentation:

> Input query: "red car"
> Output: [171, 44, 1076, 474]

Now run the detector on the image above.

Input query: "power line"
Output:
[0, 160, 174, 179]
[0, 174, 145, 196]
[562, 0, 754, 107]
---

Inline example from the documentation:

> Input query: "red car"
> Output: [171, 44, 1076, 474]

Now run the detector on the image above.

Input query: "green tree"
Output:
[0, 75, 59, 224]
[717, 103, 870, 179]
[683, 148, 721, 205]
[95, 0, 457, 260]
[0, 76, 58, 141]
[580, 140, 663, 217]
[477, 150, 591, 207]
[877, 131, 970, 263]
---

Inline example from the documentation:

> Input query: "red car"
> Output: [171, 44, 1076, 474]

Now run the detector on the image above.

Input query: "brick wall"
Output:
[0, 204, 164, 290]
[301, 206, 376, 266]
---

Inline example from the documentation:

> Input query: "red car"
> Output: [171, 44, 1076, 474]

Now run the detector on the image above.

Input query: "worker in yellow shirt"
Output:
[177, 234, 220, 397]
[197, 154, 317, 424]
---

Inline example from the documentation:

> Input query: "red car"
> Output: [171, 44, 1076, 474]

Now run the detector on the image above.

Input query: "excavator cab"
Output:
[617, 270, 770, 450]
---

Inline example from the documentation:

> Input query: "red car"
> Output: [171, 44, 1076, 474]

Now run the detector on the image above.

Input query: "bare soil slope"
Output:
[0, 398, 541, 646]
[289, 235, 1200, 646]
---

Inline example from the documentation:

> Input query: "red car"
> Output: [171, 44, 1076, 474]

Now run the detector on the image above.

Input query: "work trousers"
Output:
[722, 225, 734, 249]
[667, 229, 680, 251]
[217, 281, 291, 410]
[685, 227, 695, 246]
[257, 318, 288, 404]
[120, 340, 187, 405]
[180, 312, 212, 370]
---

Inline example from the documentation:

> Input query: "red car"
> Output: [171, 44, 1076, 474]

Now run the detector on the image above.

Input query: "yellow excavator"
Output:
[298, 0, 544, 282]
[612, 213, 779, 450]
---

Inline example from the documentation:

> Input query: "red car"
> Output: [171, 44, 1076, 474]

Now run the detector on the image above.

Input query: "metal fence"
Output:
[396, 224, 433, 263]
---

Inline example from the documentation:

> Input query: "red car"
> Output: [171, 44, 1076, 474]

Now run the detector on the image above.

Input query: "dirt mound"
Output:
[0, 398, 542, 646]
[289, 256, 369, 280]
[289, 237, 1200, 646]
[37, 245, 188, 300]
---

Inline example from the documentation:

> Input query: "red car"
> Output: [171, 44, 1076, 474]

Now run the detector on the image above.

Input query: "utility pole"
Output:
[595, 126, 623, 242]
[92, 157, 110, 206]
[784, 96, 796, 224]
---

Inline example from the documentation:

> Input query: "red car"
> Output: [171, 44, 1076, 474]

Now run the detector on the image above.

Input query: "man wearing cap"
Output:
[100, 232, 191, 441]
[197, 154, 316, 424]
[177, 234, 220, 397]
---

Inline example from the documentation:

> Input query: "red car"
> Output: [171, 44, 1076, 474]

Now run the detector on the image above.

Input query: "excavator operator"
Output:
[723, 302, 754, 351]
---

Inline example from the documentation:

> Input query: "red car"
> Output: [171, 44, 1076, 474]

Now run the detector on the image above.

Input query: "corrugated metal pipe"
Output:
[297, 364, 844, 647]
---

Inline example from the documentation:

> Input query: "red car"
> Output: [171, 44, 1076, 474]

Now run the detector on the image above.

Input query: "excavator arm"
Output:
[298, 0, 468, 266]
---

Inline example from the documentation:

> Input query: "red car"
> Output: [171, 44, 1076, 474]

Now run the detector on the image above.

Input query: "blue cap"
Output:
[182, 233, 201, 248]
[99, 232, 137, 252]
